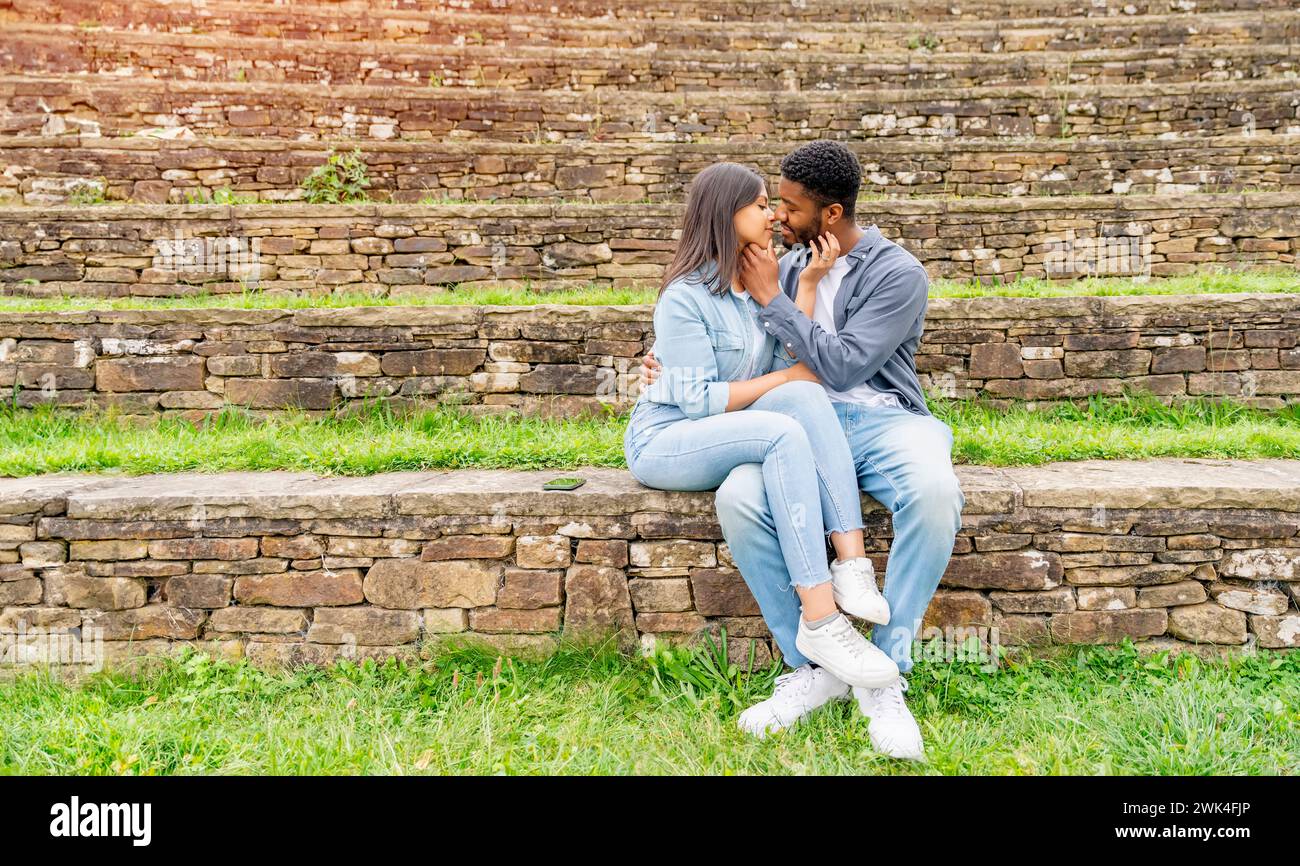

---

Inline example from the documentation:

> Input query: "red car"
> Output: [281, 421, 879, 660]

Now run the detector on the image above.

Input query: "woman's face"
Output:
[734, 186, 775, 249]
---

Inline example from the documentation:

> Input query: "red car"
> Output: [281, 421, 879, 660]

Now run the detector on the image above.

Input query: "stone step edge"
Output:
[2, 190, 1296, 219]
[0, 290, 1296, 326]
[9, 71, 1295, 102]
[4, 132, 1296, 155]
[11, 22, 1300, 64]
[17, 1, 1293, 35]
[96, 0, 1299, 19]
[6, 459, 1300, 520]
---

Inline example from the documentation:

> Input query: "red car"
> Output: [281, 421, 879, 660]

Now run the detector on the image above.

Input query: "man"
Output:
[641, 140, 965, 760]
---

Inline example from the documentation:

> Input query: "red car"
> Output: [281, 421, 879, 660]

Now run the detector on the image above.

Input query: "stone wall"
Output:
[4, 1, 1291, 53]
[1, 197, 1296, 295]
[345, 0, 1300, 21]
[6, 26, 1297, 90]
[6, 76, 1296, 141]
[6, 135, 1300, 206]
[1, 293, 1297, 417]
[3, 0, 1284, 28]
[2, 461, 1298, 673]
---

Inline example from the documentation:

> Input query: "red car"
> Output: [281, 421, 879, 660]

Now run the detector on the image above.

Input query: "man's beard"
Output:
[792, 213, 823, 248]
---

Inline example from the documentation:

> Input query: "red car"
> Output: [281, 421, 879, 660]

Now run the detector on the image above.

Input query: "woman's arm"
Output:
[650, 285, 820, 417]
[724, 362, 819, 411]
[648, 288, 730, 419]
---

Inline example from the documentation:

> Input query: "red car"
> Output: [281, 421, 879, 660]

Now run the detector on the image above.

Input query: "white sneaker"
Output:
[830, 557, 890, 624]
[852, 676, 926, 761]
[737, 663, 850, 739]
[794, 613, 900, 688]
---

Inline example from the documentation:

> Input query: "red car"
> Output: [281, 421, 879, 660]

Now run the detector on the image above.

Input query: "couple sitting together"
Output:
[626, 140, 966, 760]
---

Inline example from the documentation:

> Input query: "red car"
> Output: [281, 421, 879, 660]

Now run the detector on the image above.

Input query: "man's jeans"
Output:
[626, 381, 865, 590]
[716, 399, 965, 674]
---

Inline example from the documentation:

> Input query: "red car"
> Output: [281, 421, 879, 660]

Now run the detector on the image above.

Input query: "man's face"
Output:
[774, 177, 824, 249]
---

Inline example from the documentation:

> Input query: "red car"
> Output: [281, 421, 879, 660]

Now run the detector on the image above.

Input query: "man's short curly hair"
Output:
[780, 140, 862, 220]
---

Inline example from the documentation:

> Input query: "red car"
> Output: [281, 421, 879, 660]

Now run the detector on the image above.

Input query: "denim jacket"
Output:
[624, 262, 780, 458]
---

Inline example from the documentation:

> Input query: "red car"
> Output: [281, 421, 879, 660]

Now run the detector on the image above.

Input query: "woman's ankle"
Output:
[829, 530, 867, 562]
[795, 580, 838, 620]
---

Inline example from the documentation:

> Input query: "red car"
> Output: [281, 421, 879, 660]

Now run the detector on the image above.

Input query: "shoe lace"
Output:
[770, 667, 815, 702]
[867, 676, 909, 718]
[843, 558, 880, 597]
[828, 616, 869, 657]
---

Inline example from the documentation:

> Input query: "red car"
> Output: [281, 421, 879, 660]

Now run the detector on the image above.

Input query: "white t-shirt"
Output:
[810, 257, 903, 409]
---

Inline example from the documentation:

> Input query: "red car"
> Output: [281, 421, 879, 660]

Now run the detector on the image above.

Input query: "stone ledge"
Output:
[6, 191, 1297, 221]
[8, 24, 1295, 91]
[17, 0, 1272, 27]
[10, 0, 1289, 43]
[3, 459, 1300, 671]
[0, 292, 1292, 325]
[6, 74, 1296, 145]
[8, 133, 1299, 206]
[3, 292, 1299, 418]
[6, 133, 1295, 157]
[7, 72, 1287, 105]
[0, 459, 1293, 519]
[0, 194, 1295, 296]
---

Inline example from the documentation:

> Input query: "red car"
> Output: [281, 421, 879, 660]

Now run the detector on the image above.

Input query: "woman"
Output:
[624, 162, 897, 688]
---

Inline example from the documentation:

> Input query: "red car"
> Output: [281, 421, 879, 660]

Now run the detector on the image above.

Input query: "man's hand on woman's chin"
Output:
[739, 240, 782, 305]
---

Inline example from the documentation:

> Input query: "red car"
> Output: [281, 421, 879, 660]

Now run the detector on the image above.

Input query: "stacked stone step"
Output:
[2, 195, 1296, 295]
[5, 0, 1294, 52]
[7, 22, 1300, 88]
[69, 0, 1299, 22]
[0, 0, 1295, 344]
[6, 135, 1300, 206]
[1, 293, 1298, 420]
[3, 462, 1298, 673]
[1, 0, 1299, 668]
[7, 76, 1296, 142]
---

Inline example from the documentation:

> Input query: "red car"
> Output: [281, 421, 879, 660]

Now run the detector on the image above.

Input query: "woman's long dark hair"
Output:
[659, 162, 765, 296]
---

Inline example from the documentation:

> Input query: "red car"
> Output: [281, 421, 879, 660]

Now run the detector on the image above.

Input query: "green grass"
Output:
[1, 269, 1296, 313]
[1, 637, 1295, 775]
[0, 284, 660, 312]
[1, 392, 1298, 477]
[927, 269, 1300, 299]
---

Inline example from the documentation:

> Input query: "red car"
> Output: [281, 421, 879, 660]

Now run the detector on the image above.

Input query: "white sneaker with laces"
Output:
[736, 663, 850, 739]
[794, 613, 900, 688]
[852, 675, 925, 761]
[830, 557, 890, 624]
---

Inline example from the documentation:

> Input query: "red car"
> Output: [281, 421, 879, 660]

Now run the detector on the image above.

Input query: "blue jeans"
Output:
[626, 381, 865, 589]
[715, 400, 966, 674]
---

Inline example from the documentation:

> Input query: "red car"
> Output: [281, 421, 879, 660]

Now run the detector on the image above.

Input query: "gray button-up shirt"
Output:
[757, 224, 933, 418]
